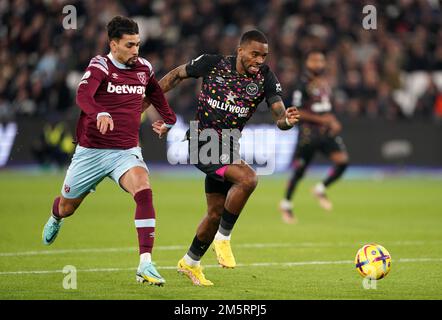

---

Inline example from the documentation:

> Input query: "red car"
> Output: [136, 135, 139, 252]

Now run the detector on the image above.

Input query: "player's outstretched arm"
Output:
[158, 64, 189, 93]
[270, 101, 300, 130]
[145, 76, 177, 139]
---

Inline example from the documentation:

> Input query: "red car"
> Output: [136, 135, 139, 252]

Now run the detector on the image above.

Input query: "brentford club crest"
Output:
[137, 72, 147, 85]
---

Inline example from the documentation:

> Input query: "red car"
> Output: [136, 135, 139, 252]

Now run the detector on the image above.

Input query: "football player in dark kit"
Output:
[279, 50, 349, 224]
[157, 30, 300, 285]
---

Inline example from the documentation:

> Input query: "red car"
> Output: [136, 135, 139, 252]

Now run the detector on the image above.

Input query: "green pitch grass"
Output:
[0, 169, 441, 300]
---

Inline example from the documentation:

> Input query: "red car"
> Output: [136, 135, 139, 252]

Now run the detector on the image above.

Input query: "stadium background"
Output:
[1, 0, 442, 168]
[0, 0, 442, 300]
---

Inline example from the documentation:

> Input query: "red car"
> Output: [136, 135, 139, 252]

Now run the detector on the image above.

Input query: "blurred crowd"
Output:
[1, 0, 442, 123]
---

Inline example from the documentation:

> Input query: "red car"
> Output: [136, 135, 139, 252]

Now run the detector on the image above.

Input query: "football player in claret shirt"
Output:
[41, 16, 176, 286]
[279, 50, 349, 224]
[158, 30, 300, 285]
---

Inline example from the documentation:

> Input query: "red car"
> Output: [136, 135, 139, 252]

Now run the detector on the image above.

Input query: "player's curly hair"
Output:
[240, 29, 268, 45]
[107, 16, 139, 40]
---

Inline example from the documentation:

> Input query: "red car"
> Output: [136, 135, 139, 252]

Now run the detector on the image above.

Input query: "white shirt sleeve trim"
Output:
[97, 112, 111, 120]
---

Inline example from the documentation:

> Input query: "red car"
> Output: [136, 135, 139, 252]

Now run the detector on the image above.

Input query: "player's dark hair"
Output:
[107, 16, 139, 40]
[240, 30, 268, 46]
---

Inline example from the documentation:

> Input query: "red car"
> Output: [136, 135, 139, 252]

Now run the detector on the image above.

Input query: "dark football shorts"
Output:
[294, 125, 347, 161]
[186, 130, 239, 195]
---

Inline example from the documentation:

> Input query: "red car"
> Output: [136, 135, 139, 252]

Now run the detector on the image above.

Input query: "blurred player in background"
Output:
[158, 30, 299, 286]
[279, 50, 349, 224]
[41, 16, 176, 286]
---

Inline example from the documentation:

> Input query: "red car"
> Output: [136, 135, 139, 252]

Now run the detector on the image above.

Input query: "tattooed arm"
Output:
[270, 101, 300, 130]
[141, 65, 188, 115]
[158, 64, 189, 93]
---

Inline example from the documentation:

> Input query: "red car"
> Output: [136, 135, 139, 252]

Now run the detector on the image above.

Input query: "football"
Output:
[355, 243, 392, 280]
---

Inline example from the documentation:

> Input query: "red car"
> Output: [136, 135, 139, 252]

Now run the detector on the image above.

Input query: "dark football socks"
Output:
[323, 163, 348, 187]
[134, 189, 156, 255]
[52, 197, 62, 220]
[217, 208, 239, 237]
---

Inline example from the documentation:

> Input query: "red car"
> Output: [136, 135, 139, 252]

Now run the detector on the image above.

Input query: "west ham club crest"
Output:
[137, 72, 147, 85]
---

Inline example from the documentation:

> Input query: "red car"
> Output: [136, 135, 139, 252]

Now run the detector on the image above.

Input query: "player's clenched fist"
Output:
[285, 106, 300, 126]
[97, 114, 114, 135]
[152, 119, 170, 139]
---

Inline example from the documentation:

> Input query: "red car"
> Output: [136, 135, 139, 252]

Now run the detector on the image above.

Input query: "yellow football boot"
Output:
[213, 239, 236, 268]
[177, 258, 214, 286]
